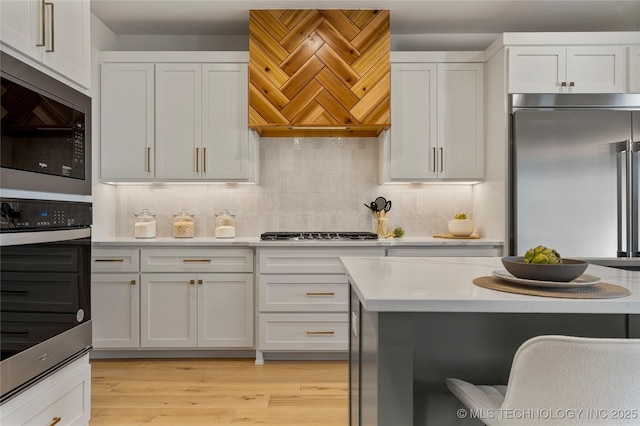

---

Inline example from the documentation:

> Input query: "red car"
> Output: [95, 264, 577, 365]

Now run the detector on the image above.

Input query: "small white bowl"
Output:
[448, 219, 475, 236]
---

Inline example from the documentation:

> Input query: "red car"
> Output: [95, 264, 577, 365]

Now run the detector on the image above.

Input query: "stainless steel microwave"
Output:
[0, 52, 91, 195]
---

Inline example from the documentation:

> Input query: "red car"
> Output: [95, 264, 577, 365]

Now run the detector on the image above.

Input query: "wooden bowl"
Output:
[501, 256, 588, 282]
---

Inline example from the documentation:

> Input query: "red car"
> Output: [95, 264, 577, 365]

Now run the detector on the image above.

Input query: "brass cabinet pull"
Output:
[94, 258, 125, 262]
[45, 2, 54, 52]
[36, 0, 46, 46]
[439, 147, 444, 173]
[146, 147, 151, 172]
[432, 147, 436, 172]
[189, 279, 195, 285]
[306, 331, 335, 336]
[560, 81, 567, 87]
[195, 147, 199, 173]
[182, 259, 211, 263]
[569, 81, 575, 87]
[203, 147, 206, 173]
[198, 279, 203, 285]
[50, 417, 62, 426]
[306, 292, 335, 297]
[130, 280, 136, 285]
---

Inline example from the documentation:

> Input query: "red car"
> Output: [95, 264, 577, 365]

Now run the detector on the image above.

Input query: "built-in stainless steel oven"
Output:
[0, 51, 91, 196]
[0, 198, 92, 402]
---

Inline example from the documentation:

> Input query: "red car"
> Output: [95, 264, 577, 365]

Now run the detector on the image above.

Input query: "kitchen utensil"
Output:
[501, 256, 588, 282]
[384, 200, 392, 212]
[364, 203, 376, 214]
[374, 197, 387, 211]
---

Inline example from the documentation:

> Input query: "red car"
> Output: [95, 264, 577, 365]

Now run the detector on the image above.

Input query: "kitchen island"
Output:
[341, 256, 640, 426]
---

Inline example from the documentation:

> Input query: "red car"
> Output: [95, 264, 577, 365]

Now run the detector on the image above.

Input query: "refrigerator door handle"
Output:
[632, 141, 639, 257]
[616, 140, 634, 258]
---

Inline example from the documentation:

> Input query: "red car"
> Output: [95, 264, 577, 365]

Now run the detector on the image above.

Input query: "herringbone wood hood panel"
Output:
[249, 9, 390, 137]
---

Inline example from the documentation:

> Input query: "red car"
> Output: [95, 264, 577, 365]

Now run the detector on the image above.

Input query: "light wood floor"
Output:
[90, 358, 349, 425]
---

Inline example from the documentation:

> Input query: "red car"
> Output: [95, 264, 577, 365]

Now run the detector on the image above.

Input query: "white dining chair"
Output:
[446, 335, 640, 425]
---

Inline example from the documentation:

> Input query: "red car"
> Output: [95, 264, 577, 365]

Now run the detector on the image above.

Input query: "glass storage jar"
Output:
[214, 209, 236, 238]
[173, 209, 195, 238]
[134, 209, 156, 238]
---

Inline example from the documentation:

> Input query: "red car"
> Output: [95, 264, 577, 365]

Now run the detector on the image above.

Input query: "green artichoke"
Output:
[524, 245, 562, 264]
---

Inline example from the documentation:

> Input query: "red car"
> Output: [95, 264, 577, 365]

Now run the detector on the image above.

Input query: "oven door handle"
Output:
[0, 228, 91, 246]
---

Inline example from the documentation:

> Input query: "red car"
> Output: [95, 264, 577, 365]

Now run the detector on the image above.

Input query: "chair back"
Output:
[501, 335, 640, 424]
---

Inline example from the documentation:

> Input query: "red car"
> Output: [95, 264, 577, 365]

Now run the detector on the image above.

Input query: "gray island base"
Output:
[342, 257, 640, 426]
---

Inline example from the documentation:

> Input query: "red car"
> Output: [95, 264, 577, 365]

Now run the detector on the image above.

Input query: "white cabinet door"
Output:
[202, 64, 252, 180]
[437, 63, 484, 179]
[509, 46, 627, 93]
[40, 0, 91, 89]
[0, 0, 42, 61]
[383, 62, 483, 182]
[508, 46, 565, 93]
[155, 64, 202, 180]
[628, 46, 640, 93]
[0, 0, 90, 88]
[566, 46, 626, 93]
[100, 63, 155, 180]
[91, 273, 140, 349]
[198, 273, 253, 347]
[141, 273, 198, 347]
[389, 63, 437, 179]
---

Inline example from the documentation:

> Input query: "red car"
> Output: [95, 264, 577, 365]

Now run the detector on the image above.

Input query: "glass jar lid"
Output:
[173, 209, 194, 221]
[134, 209, 155, 221]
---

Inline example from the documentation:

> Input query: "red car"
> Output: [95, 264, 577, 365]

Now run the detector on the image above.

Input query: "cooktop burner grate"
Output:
[260, 231, 378, 241]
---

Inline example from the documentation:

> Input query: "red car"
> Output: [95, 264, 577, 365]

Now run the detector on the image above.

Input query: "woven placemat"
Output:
[473, 276, 631, 299]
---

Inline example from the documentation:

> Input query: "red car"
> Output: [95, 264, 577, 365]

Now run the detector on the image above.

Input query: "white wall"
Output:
[472, 46, 508, 246]
[90, 14, 118, 239]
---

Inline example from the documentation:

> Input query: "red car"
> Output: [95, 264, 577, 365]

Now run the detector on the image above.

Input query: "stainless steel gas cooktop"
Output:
[260, 231, 378, 241]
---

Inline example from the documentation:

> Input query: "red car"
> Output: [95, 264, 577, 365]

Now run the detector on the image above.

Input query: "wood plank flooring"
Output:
[90, 358, 348, 425]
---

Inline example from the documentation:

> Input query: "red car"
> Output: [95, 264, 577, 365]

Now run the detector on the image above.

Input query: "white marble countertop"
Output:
[92, 236, 504, 248]
[341, 256, 640, 313]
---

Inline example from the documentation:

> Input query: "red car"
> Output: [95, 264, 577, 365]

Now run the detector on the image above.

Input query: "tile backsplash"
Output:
[115, 137, 473, 237]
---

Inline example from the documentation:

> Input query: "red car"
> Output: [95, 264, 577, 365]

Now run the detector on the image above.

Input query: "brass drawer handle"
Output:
[182, 259, 211, 263]
[306, 292, 335, 297]
[130, 280, 136, 285]
[36, 0, 45, 46]
[50, 417, 62, 426]
[189, 279, 195, 285]
[45, 2, 54, 52]
[95, 259, 125, 262]
[306, 331, 335, 336]
[198, 279, 203, 285]
[196, 147, 199, 173]
[146, 147, 151, 172]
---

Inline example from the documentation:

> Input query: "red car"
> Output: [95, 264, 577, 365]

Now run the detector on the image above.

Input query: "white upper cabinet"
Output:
[0, 0, 90, 88]
[99, 53, 257, 183]
[381, 61, 484, 182]
[387, 63, 437, 180]
[508, 46, 627, 93]
[155, 64, 203, 180]
[101, 63, 155, 181]
[202, 64, 252, 180]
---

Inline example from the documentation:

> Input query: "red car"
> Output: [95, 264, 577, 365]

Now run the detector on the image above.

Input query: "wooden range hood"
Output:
[249, 9, 390, 138]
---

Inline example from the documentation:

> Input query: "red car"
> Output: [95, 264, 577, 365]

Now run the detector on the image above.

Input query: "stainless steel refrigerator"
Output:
[510, 94, 640, 270]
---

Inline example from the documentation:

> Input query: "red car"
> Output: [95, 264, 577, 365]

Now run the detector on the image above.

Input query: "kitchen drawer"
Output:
[258, 248, 385, 274]
[258, 313, 349, 351]
[141, 248, 253, 273]
[387, 246, 503, 257]
[259, 274, 349, 312]
[1, 355, 91, 425]
[92, 248, 140, 273]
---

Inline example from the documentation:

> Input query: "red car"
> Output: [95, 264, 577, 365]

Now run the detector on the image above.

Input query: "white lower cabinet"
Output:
[140, 248, 254, 349]
[256, 247, 384, 363]
[91, 246, 254, 352]
[140, 272, 253, 348]
[91, 273, 140, 348]
[91, 248, 141, 349]
[0, 354, 91, 425]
